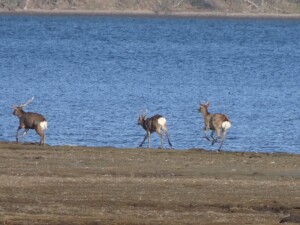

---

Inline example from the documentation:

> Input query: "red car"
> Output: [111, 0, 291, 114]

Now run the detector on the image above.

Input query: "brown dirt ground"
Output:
[0, 141, 299, 225]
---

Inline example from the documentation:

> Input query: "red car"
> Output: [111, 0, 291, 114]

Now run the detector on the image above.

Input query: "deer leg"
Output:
[147, 131, 151, 148]
[16, 127, 22, 143]
[35, 126, 45, 146]
[162, 126, 172, 148]
[212, 128, 221, 146]
[139, 134, 148, 147]
[156, 129, 164, 149]
[203, 127, 210, 141]
[21, 128, 30, 143]
[218, 129, 227, 152]
[210, 130, 217, 143]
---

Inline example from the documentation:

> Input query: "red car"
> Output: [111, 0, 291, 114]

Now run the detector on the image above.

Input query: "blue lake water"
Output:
[0, 14, 299, 153]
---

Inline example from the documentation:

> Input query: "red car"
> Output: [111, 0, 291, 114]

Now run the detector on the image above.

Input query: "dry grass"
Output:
[0, 141, 299, 224]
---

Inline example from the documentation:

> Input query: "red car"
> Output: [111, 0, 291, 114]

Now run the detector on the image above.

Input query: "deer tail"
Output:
[222, 121, 231, 130]
[157, 117, 167, 127]
[40, 121, 48, 130]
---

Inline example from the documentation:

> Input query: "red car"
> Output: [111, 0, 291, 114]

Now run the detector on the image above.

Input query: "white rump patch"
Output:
[40, 121, 48, 130]
[222, 121, 231, 130]
[158, 117, 167, 127]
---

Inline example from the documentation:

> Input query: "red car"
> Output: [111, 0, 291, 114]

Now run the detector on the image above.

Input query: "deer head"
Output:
[13, 97, 34, 117]
[138, 109, 148, 125]
[199, 101, 210, 114]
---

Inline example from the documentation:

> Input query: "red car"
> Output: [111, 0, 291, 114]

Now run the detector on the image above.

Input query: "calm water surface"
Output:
[0, 15, 299, 153]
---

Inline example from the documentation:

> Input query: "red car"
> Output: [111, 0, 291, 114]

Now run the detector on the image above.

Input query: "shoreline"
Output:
[1, 9, 300, 19]
[0, 140, 298, 156]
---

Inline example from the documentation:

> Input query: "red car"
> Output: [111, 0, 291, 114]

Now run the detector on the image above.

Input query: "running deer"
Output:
[13, 97, 48, 145]
[138, 111, 172, 149]
[198, 102, 231, 151]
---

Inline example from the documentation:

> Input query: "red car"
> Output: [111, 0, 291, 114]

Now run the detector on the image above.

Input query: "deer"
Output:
[198, 102, 231, 151]
[12, 97, 48, 146]
[138, 111, 173, 149]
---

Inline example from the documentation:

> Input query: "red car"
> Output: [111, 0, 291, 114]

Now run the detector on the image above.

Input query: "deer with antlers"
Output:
[138, 111, 173, 149]
[199, 102, 231, 151]
[13, 97, 48, 145]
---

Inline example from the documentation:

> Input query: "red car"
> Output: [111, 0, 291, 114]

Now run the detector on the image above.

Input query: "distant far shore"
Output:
[1, 9, 300, 19]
